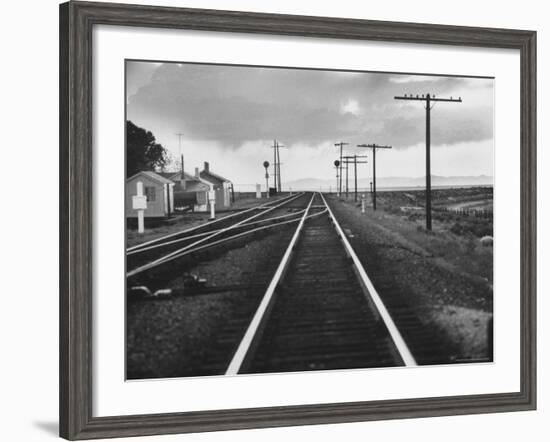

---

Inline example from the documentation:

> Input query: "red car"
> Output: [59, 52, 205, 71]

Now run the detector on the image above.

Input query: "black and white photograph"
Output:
[1, 0, 544, 439]
[125, 60, 494, 380]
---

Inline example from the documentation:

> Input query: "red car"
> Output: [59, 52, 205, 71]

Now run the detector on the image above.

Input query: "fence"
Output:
[439, 207, 493, 219]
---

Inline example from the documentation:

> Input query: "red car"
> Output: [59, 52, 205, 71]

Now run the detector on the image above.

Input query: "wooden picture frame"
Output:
[59, 1, 536, 439]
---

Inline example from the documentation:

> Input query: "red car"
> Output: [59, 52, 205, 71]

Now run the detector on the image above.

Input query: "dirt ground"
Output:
[327, 195, 493, 362]
[127, 225, 296, 379]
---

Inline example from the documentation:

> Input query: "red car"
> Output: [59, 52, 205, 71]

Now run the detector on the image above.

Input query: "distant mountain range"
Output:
[284, 175, 494, 191]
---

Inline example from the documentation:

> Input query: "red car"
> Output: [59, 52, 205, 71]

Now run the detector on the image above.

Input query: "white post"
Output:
[136, 181, 145, 233]
[361, 193, 366, 214]
[255, 183, 261, 199]
[208, 189, 216, 220]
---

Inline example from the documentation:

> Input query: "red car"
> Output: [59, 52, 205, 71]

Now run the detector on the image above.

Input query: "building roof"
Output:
[158, 170, 213, 193]
[127, 170, 175, 185]
[158, 171, 197, 181]
[182, 181, 210, 193]
[200, 170, 231, 185]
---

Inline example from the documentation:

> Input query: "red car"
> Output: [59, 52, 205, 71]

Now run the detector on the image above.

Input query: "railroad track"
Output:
[128, 191, 444, 378]
[327, 199, 455, 365]
[126, 192, 308, 279]
[197, 192, 417, 375]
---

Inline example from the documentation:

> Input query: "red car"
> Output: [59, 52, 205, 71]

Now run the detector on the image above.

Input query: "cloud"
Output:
[389, 75, 442, 84]
[127, 62, 493, 151]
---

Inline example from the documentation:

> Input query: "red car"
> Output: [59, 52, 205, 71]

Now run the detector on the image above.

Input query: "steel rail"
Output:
[127, 192, 303, 253]
[320, 193, 417, 367]
[127, 193, 305, 278]
[225, 193, 317, 375]
[159, 208, 328, 264]
[127, 208, 308, 256]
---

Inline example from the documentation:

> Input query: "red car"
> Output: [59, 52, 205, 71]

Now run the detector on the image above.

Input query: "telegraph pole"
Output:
[271, 140, 277, 191]
[394, 93, 462, 230]
[342, 155, 368, 202]
[269, 140, 285, 193]
[345, 160, 349, 197]
[357, 144, 392, 211]
[175, 133, 185, 179]
[334, 142, 349, 196]
[276, 141, 285, 192]
[276, 141, 281, 192]
[354, 155, 357, 202]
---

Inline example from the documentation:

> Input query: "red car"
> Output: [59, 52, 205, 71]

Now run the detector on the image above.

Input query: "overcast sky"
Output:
[126, 61, 494, 190]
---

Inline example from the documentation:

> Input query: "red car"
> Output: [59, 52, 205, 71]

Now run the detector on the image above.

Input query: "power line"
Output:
[394, 93, 462, 230]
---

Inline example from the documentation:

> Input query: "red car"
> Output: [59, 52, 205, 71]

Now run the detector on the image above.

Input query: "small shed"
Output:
[125, 171, 175, 218]
[158, 170, 212, 212]
[200, 162, 233, 208]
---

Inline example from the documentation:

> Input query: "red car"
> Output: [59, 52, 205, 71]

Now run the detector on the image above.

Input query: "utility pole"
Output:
[394, 93, 462, 230]
[354, 155, 357, 201]
[269, 140, 285, 193]
[357, 144, 392, 211]
[343, 155, 367, 202]
[334, 141, 349, 196]
[276, 141, 285, 193]
[276, 141, 281, 192]
[271, 139, 277, 192]
[175, 133, 185, 180]
[345, 160, 349, 198]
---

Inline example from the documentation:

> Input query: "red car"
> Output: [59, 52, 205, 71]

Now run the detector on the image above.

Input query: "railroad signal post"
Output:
[263, 161, 270, 198]
[357, 144, 392, 211]
[334, 141, 349, 196]
[333, 160, 340, 196]
[394, 93, 462, 230]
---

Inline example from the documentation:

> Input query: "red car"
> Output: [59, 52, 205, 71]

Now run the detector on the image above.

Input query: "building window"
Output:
[145, 186, 156, 202]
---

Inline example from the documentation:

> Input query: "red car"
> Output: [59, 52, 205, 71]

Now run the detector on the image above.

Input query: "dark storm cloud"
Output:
[127, 62, 493, 149]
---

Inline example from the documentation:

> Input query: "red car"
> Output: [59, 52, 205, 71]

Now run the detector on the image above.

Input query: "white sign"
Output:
[132, 195, 147, 210]
[208, 190, 216, 202]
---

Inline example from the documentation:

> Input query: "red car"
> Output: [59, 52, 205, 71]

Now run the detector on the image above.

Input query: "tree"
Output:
[126, 120, 168, 177]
